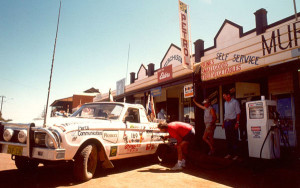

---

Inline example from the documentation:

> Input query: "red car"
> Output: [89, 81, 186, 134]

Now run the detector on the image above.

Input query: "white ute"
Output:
[0, 102, 170, 181]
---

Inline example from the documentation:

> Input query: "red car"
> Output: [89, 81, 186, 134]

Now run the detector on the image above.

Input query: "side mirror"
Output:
[124, 115, 134, 123]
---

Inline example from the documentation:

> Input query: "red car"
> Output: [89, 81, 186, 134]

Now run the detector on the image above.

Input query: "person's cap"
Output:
[202, 98, 210, 104]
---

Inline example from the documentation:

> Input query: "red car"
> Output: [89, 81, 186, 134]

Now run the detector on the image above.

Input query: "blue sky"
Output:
[0, 0, 297, 121]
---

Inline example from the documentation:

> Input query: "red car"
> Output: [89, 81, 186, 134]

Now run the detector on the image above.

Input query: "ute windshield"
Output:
[71, 103, 124, 120]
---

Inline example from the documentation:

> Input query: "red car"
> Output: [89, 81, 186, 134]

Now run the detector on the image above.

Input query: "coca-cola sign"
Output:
[157, 65, 172, 83]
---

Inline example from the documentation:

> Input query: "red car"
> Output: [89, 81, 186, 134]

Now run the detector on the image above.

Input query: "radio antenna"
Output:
[293, 0, 298, 21]
[44, 0, 62, 127]
[124, 44, 130, 102]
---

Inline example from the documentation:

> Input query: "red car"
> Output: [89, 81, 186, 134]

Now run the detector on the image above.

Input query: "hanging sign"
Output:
[178, 1, 192, 69]
[184, 84, 194, 98]
[116, 78, 125, 95]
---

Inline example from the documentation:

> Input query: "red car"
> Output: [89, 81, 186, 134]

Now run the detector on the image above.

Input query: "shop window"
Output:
[271, 93, 296, 146]
[272, 94, 293, 130]
[183, 97, 195, 125]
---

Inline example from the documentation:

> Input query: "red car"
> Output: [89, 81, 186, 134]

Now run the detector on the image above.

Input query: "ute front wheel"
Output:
[73, 144, 98, 181]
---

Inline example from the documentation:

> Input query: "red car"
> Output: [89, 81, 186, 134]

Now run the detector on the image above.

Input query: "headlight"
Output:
[34, 132, 46, 146]
[18, 130, 27, 143]
[3, 129, 14, 142]
[45, 134, 55, 148]
[34, 130, 59, 148]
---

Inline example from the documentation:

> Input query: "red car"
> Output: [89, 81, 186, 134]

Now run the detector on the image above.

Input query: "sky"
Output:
[0, 0, 297, 122]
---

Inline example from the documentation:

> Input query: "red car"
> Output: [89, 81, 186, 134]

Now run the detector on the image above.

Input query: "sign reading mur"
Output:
[200, 20, 300, 81]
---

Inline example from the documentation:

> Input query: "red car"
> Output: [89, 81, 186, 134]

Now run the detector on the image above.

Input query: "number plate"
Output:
[7, 145, 23, 156]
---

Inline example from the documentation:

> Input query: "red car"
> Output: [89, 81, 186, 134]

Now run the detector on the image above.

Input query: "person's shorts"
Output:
[182, 128, 195, 143]
[204, 122, 216, 134]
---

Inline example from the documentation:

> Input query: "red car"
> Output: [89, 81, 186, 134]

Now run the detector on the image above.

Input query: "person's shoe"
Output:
[208, 149, 215, 156]
[181, 160, 186, 168]
[232, 155, 239, 160]
[171, 163, 183, 171]
[224, 154, 232, 159]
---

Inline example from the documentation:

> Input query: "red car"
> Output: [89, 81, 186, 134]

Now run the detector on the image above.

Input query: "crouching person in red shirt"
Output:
[158, 121, 195, 170]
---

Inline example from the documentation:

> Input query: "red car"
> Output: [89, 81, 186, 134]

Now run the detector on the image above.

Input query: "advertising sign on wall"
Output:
[200, 19, 300, 81]
[161, 45, 182, 68]
[157, 65, 173, 83]
[178, 1, 192, 69]
[235, 82, 260, 99]
[151, 87, 162, 97]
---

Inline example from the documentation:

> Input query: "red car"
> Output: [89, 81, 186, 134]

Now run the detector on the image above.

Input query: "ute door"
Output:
[118, 107, 145, 157]
[139, 107, 157, 154]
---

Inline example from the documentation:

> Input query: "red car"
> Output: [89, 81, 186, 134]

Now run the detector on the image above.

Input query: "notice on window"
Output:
[184, 84, 194, 98]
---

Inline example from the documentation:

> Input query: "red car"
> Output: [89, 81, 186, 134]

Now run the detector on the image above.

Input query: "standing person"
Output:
[193, 98, 217, 155]
[158, 121, 195, 170]
[157, 108, 166, 120]
[222, 90, 241, 160]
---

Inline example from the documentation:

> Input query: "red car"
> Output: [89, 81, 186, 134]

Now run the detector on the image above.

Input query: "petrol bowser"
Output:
[246, 99, 280, 159]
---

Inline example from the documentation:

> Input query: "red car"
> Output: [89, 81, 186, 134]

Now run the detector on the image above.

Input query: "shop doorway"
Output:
[167, 98, 179, 122]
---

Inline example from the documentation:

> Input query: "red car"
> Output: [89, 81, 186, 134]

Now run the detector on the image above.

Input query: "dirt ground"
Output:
[1, 139, 300, 188]
[0, 153, 228, 188]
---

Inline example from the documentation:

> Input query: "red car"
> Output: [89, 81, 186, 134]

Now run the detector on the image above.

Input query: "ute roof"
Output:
[84, 102, 145, 109]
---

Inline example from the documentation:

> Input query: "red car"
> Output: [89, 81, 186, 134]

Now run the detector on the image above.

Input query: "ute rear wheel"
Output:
[73, 144, 98, 181]
[15, 156, 39, 171]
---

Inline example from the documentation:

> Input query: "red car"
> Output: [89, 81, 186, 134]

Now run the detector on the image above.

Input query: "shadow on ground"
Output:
[138, 139, 300, 188]
[0, 155, 161, 188]
[0, 140, 299, 188]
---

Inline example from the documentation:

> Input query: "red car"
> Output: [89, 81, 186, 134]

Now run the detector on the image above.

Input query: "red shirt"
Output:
[167, 122, 193, 144]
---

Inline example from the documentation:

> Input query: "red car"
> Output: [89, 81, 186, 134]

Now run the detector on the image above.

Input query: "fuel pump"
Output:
[246, 98, 280, 159]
